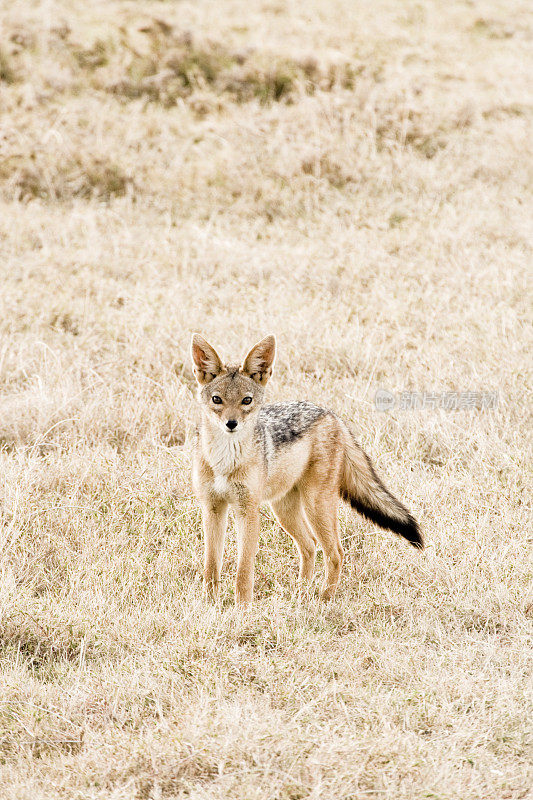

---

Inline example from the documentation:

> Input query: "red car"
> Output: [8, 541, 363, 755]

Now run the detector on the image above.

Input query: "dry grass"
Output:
[0, 0, 532, 797]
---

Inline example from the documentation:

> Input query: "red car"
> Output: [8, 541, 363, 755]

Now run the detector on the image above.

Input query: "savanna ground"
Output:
[0, 0, 532, 797]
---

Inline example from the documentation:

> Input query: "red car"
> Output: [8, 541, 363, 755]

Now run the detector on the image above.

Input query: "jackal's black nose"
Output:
[226, 419, 238, 431]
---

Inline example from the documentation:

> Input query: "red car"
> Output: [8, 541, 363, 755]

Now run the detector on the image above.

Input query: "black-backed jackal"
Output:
[191, 334, 422, 605]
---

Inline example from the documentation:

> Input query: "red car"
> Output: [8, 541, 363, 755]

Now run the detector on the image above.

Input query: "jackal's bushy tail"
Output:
[339, 433, 423, 548]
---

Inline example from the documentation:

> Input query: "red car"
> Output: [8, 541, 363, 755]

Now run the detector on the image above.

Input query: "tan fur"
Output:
[191, 334, 421, 605]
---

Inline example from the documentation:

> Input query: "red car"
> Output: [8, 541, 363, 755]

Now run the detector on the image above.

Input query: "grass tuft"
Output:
[0, 48, 16, 83]
[0, 154, 132, 201]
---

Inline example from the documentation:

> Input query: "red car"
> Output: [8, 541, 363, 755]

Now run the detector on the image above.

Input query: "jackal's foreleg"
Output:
[202, 500, 228, 601]
[234, 504, 260, 606]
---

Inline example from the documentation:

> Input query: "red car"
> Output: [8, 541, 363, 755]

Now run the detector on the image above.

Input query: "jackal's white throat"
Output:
[203, 423, 249, 476]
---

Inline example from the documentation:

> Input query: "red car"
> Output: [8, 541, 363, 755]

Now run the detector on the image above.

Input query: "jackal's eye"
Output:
[211, 395, 223, 404]
[242, 396, 253, 405]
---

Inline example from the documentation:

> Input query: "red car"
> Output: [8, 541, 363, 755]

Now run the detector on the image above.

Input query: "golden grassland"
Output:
[0, 0, 532, 797]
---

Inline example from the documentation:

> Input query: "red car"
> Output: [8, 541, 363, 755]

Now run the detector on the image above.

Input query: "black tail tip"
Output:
[342, 490, 424, 549]
[387, 509, 424, 548]
[404, 517, 424, 549]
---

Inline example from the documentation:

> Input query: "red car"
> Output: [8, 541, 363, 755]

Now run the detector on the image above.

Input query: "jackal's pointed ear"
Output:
[191, 334, 224, 384]
[241, 335, 276, 385]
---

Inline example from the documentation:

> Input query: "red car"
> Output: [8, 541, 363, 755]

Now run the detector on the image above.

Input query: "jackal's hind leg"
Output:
[301, 489, 344, 601]
[271, 489, 317, 585]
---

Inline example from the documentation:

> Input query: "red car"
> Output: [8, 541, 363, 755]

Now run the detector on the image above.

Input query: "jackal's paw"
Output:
[319, 584, 337, 602]
[203, 579, 220, 603]
[234, 590, 253, 609]
[296, 580, 315, 601]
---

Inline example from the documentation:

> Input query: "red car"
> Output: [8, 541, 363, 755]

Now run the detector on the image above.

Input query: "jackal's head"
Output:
[191, 334, 276, 434]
